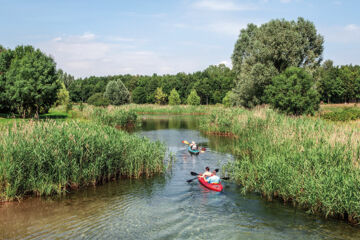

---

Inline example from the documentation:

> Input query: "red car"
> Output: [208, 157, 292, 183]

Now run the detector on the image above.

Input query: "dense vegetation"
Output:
[0, 45, 60, 116]
[200, 107, 360, 224]
[0, 120, 165, 201]
[67, 64, 235, 105]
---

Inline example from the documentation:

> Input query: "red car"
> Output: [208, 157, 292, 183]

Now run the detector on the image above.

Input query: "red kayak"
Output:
[198, 175, 223, 192]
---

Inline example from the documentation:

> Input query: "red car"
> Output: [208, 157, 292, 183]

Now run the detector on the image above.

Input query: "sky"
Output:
[0, 0, 359, 78]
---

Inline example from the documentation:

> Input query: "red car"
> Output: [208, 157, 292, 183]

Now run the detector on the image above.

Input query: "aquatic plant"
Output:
[0, 120, 165, 201]
[200, 106, 360, 224]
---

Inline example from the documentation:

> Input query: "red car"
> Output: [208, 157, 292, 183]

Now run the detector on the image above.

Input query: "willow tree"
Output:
[104, 79, 130, 105]
[231, 17, 324, 107]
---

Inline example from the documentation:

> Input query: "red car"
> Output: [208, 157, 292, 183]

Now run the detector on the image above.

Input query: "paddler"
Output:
[205, 170, 220, 184]
[200, 166, 212, 179]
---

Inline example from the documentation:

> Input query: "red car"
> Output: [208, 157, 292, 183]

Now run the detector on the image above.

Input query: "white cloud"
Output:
[207, 22, 247, 36]
[219, 60, 232, 67]
[320, 24, 360, 44]
[37, 33, 213, 77]
[345, 24, 360, 31]
[192, 0, 256, 11]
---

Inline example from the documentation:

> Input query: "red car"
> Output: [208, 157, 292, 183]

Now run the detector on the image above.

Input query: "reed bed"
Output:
[0, 120, 165, 201]
[200, 106, 360, 224]
[89, 107, 139, 128]
[115, 104, 217, 115]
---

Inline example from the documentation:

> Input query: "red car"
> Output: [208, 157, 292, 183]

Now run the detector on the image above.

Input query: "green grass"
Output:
[0, 120, 165, 201]
[200, 106, 360, 224]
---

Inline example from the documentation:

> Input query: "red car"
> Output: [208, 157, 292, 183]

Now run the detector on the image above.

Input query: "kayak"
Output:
[188, 146, 200, 155]
[198, 175, 223, 192]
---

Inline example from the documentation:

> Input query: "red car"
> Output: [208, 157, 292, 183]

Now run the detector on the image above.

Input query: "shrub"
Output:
[222, 91, 236, 107]
[186, 89, 200, 105]
[87, 93, 110, 107]
[154, 87, 167, 105]
[321, 107, 360, 121]
[168, 88, 181, 105]
[90, 108, 138, 128]
[265, 67, 320, 115]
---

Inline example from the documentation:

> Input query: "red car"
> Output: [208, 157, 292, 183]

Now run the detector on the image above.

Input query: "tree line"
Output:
[67, 64, 235, 105]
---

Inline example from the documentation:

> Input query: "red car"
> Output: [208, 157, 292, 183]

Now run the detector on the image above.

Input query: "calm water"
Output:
[1, 115, 360, 239]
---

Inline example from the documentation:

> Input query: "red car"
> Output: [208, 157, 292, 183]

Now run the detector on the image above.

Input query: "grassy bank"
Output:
[114, 104, 218, 115]
[0, 120, 165, 201]
[200, 106, 360, 224]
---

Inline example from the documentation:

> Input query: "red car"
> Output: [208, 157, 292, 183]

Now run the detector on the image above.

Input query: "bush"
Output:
[87, 93, 110, 107]
[154, 87, 167, 105]
[168, 88, 181, 105]
[265, 67, 320, 115]
[222, 91, 236, 107]
[90, 108, 138, 128]
[321, 107, 360, 121]
[186, 89, 200, 105]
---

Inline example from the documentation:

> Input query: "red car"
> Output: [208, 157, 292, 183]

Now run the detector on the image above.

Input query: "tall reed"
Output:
[200, 106, 360, 224]
[0, 120, 165, 201]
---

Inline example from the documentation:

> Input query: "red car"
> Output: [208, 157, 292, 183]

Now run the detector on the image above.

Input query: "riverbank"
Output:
[0, 120, 165, 201]
[200, 106, 360, 224]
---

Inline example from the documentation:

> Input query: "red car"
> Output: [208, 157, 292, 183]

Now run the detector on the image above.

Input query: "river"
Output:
[0, 115, 359, 239]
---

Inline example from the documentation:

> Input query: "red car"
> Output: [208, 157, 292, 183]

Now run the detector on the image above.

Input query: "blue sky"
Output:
[1, 0, 359, 77]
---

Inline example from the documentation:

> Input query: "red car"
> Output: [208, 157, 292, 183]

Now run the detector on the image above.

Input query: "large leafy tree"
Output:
[265, 67, 320, 115]
[232, 18, 324, 107]
[2, 45, 60, 116]
[316, 60, 343, 103]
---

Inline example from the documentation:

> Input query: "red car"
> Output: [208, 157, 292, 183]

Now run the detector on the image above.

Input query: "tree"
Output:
[103, 79, 130, 105]
[87, 93, 110, 107]
[132, 86, 147, 104]
[55, 82, 70, 106]
[265, 67, 320, 115]
[186, 89, 200, 105]
[232, 18, 324, 107]
[222, 91, 236, 107]
[316, 60, 343, 103]
[168, 88, 181, 105]
[3, 45, 60, 116]
[154, 87, 167, 104]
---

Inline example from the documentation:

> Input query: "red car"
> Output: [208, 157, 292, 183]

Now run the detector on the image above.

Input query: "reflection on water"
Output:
[1, 115, 359, 239]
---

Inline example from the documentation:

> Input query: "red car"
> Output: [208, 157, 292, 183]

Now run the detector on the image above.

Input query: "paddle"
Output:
[182, 140, 206, 152]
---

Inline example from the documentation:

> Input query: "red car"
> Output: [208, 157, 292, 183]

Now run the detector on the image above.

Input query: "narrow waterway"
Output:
[1, 115, 359, 239]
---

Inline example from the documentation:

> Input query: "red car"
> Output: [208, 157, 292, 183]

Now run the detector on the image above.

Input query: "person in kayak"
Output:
[205, 170, 220, 184]
[190, 141, 198, 150]
[200, 167, 212, 179]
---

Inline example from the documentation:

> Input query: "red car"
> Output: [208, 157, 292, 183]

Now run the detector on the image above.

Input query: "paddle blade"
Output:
[221, 177, 230, 180]
[187, 177, 197, 183]
[201, 147, 206, 151]
[190, 171, 198, 176]
[182, 140, 189, 145]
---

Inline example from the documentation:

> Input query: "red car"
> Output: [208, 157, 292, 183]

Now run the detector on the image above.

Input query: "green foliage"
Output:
[90, 108, 138, 128]
[67, 64, 234, 105]
[200, 107, 360, 223]
[321, 107, 360, 121]
[87, 93, 110, 107]
[55, 82, 70, 106]
[0, 120, 165, 200]
[222, 91, 236, 107]
[186, 89, 200, 105]
[0, 45, 61, 116]
[154, 87, 167, 105]
[104, 79, 130, 105]
[132, 86, 147, 104]
[168, 88, 181, 105]
[232, 18, 324, 107]
[265, 67, 320, 115]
